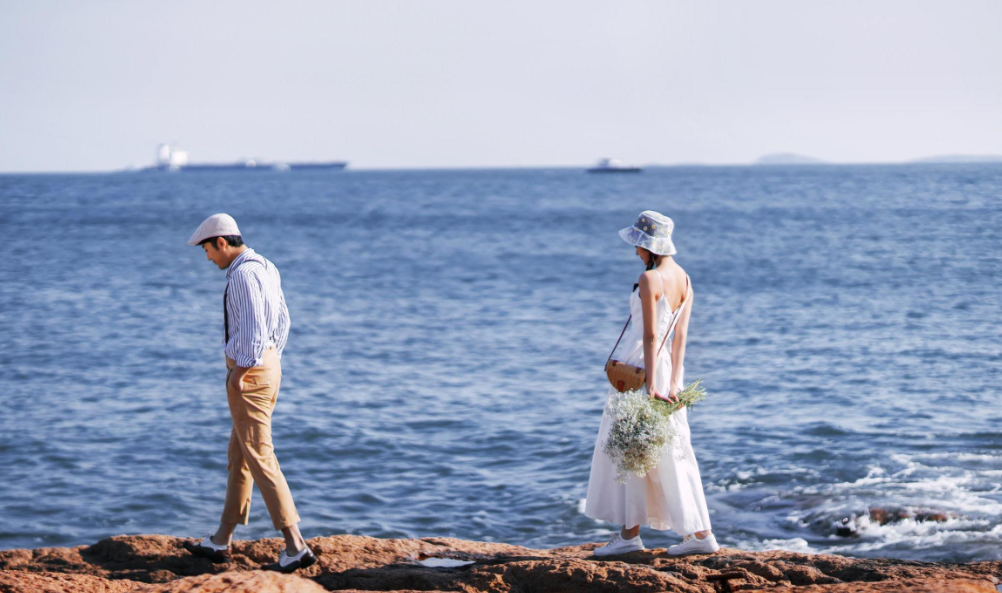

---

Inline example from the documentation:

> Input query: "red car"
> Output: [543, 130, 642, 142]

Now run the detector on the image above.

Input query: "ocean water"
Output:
[0, 165, 1000, 562]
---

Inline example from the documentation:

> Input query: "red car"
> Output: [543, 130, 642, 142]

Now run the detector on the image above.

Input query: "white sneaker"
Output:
[593, 533, 645, 556]
[667, 533, 720, 556]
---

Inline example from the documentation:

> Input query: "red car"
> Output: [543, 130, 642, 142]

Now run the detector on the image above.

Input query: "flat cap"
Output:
[188, 213, 242, 246]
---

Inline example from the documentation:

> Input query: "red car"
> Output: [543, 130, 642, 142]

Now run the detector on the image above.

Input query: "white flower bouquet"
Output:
[602, 380, 707, 484]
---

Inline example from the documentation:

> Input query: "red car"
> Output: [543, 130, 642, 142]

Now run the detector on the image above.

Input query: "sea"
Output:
[1, 164, 1000, 562]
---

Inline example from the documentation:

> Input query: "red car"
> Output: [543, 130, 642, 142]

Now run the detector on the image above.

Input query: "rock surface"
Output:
[1, 534, 1000, 592]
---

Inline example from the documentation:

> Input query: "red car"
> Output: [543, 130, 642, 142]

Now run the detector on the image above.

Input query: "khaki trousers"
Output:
[221, 348, 301, 530]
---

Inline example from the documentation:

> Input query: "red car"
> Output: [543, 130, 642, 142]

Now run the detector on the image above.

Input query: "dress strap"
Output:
[608, 273, 688, 364]
[667, 274, 691, 332]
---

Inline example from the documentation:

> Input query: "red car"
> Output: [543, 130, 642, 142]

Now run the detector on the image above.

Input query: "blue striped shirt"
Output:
[224, 249, 290, 367]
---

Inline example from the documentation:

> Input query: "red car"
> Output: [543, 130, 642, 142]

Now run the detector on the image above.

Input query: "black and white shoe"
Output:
[183, 536, 232, 563]
[264, 545, 317, 573]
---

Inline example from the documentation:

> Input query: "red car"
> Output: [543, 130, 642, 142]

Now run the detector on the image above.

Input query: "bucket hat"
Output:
[618, 210, 676, 256]
[188, 213, 242, 246]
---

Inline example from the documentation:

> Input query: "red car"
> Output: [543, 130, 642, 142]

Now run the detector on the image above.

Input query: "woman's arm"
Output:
[638, 271, 662, 398]
[668, 285, 694, 398]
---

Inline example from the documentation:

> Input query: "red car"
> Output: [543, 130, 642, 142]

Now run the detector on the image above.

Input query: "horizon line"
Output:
[3, 156, 1002, 175]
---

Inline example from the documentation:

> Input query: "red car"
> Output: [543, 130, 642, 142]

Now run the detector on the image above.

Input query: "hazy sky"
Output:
[1, 1, 1000, 172]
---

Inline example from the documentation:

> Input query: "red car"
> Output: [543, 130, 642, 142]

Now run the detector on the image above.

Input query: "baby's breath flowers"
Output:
[602, 380, 708, 483]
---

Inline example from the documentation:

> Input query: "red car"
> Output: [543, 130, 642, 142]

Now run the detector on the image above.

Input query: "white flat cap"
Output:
[188, 213, 242, 246]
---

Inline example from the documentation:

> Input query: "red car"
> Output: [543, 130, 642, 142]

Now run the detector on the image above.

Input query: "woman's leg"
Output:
[621, 525, 640, 539]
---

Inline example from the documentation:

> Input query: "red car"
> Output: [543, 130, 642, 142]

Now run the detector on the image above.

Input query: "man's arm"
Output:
[274, 270, 290, 358]
[226, 269, 269, 391]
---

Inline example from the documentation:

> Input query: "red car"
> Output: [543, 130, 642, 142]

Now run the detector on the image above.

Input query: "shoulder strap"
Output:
[677, 274, 690, 311]
[657, 273, 691, 357]
[606, 315, 632, 365]
[608, 274, 691, 363]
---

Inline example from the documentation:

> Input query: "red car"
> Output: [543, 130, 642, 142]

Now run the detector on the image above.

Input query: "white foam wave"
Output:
[790, 453, 1002, 517]
[742, 450, 1002, 557]
[825, 521, 1002, 555]
[734, 537, 816, 554]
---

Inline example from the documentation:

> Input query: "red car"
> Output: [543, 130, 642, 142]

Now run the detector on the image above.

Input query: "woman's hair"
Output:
[643, 249, 661, 271]
[633, 249, 662, 291]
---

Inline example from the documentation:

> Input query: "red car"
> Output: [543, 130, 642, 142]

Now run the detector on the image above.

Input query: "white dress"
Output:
[584, 274, 712, 534]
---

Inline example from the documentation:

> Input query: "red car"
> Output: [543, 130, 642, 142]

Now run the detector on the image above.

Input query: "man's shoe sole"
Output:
[264, 550, 317, 573]
[183, 540, 232, 563]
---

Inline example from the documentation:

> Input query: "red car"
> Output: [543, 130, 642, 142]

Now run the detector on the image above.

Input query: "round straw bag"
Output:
[605, 275, 689, 393]
[605, 359, 646, 393]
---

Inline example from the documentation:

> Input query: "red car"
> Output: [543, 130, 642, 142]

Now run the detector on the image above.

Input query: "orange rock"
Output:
[0, 570, 139, 593]
[744, 580, 997, 593]
[130, 571, 327, 592]
[0, 535, 998, 593]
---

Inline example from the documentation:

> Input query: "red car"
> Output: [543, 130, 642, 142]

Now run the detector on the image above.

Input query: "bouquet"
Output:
[602, 380, 707, 484]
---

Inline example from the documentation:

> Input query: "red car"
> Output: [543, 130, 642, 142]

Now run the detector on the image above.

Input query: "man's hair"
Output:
[199, 235, 244, 249]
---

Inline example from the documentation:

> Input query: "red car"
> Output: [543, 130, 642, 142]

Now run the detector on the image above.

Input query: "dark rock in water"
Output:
[1, 533, 1000, 592]
[834, 517, 858, 538]
[835, 507, 956, 538]
[869, 507, 955, 526]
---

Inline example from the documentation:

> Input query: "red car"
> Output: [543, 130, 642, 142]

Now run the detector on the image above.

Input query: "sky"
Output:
[1, 0, 1000, 172]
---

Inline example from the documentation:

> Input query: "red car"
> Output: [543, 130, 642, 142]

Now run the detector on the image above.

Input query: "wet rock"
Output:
[869, 508, 954, 526]
[0, 534, 998, 592]
[835, 507, 956, 537]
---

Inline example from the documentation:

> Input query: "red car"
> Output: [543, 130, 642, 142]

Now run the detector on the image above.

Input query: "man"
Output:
[182, 213, 316, 573]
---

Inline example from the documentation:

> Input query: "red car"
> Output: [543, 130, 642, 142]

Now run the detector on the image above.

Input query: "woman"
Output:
[585, 211, 718, 556]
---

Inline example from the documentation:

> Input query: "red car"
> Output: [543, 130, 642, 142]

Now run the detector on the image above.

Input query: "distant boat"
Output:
[179, 160, 270, 172]
[587, 158, 642, 173]
[144, 145, 348, 172]
[176, 160, 348, 172]
[285, 161, 348, 171]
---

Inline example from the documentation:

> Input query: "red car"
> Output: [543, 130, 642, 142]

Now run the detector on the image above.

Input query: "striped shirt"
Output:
[224, 249, 290, 367]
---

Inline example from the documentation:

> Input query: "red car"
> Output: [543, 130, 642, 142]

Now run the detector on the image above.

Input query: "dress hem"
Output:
[583, 509, 710, 536]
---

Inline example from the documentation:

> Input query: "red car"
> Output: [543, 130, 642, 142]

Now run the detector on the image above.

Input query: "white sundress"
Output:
[584, 273, 712, 535]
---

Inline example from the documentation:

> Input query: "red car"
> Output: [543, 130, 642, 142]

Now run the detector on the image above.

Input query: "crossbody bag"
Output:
[604, 274, 689, 392]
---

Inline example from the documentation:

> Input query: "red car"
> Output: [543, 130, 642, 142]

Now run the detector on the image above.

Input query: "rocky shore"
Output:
[1, 534, 1000, 592]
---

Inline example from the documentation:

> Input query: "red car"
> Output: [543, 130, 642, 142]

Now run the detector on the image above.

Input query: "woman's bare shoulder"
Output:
[637, 269, 661, 287]
[673, 263, 690, 284]
[679, 267, 694, 297]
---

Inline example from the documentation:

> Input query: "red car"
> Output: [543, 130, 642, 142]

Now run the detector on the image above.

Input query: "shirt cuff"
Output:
[235, 353, 263, 368]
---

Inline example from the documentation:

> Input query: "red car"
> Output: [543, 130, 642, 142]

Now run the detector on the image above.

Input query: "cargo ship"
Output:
[147, 144, 347, 172]
[586, 157, 642, 173]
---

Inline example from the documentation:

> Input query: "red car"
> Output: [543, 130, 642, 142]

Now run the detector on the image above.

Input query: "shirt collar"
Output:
[225, 248, 257, 279]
